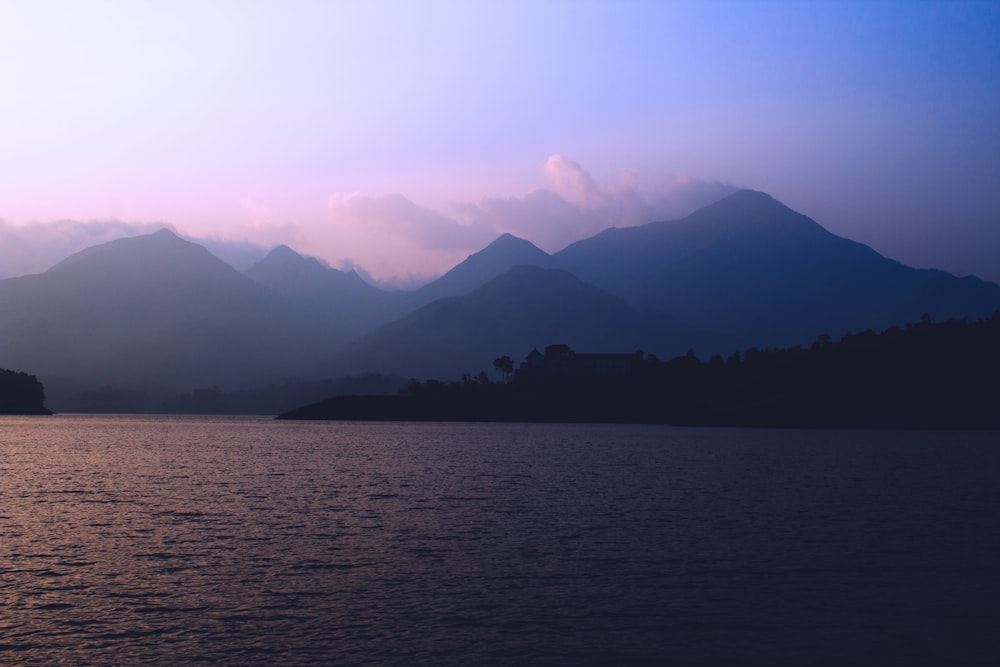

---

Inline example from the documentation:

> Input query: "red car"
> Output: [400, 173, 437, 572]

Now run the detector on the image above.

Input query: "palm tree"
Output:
[493, 355, 514, 383]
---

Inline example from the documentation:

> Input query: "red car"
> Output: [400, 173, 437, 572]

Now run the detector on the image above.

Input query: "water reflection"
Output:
[1, 416, 998, 665]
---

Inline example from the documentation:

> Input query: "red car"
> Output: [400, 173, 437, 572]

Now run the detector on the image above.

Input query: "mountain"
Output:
[411, 233, 555, 304]
[246, 244, 404, 339]
[3, 193, 997, 402]
[0, 229, 329, 392]
[244, 235, 554, 337]
[556, 190, 1000, 348]
[324, 264, 699, 380]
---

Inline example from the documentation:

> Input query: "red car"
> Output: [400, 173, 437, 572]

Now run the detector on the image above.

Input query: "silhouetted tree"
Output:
[281, 317, 1000, 427]
[493, 355, 514, 383]
[0, 368, 49, 414]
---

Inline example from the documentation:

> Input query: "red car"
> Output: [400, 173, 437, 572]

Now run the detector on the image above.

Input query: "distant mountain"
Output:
[3, 193, 997, 402]
[556, 190, 1000, 348]
[411, 233, 555, 304]
[324, 264, 699, 380]
[246, 244, 404, 338]
[0, 221, 271, 280]
[0, 229, 329, 391]
[193, 236, 269, 273]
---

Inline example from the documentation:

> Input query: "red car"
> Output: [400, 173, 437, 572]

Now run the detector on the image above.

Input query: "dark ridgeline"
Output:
[2, 189, 999, 412]
[245, 244, 409, 339]
[409, 232, 556, 303]
[554, 189, 1000, 349]
[324, 189, 1000, 379]
[0, 228, 334, 394]
[0, 368, 51, 415]
[279, 313, 1000, 428]
[325, 264, 701, 380]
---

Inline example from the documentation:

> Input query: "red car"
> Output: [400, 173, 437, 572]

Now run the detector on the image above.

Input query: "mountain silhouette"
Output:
[324, 264, 697, 380]
[246, 244, 403, 339]
[0, 229, 326, 391]
[1, 194, 997, 404]
[412, 233, 555, 304]
[556, 190, 1000, 348]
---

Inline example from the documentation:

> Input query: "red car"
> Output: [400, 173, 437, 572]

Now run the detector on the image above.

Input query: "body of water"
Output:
[1, 415, 998, 665]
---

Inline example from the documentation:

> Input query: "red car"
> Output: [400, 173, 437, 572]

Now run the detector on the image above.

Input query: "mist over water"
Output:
[2, 416, 998, 665]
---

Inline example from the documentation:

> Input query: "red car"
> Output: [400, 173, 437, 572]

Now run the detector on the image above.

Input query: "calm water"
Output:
[1, 416, 998, 665]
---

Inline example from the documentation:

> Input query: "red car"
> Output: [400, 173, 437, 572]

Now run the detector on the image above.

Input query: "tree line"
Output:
[285, 312, 1000, 428]
[0, 368, 51, 415]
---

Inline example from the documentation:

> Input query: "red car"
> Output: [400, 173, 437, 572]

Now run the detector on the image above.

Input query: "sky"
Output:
[1, 0, 998, 285]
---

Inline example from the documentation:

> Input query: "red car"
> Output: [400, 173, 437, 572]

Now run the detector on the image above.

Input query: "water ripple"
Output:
[1, 416, 999, 665]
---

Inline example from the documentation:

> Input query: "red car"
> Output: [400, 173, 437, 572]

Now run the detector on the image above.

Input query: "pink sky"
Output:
[2, 1, 998, 284]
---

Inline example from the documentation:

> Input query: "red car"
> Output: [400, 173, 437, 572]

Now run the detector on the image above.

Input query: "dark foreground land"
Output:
[0, 368, 51, 415]
[280, 314, 1000, 428]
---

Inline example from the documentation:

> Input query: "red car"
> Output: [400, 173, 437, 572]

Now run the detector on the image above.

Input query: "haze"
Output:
[1, 0, 998, 285]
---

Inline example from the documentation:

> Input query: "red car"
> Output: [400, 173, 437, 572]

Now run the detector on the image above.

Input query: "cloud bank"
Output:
[324, 155, 735, 284]
[0, 157, 735, 287]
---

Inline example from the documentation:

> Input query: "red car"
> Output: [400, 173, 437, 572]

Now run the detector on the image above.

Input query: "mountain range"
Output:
[2, 189, 997, 410]
[556, 190, 1000, 347]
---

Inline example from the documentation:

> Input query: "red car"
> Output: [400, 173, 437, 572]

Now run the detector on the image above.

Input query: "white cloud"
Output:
[543, 155, 603, 206]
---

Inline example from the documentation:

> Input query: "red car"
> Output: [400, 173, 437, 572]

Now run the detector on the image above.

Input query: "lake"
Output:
[1, 415, 998, 665]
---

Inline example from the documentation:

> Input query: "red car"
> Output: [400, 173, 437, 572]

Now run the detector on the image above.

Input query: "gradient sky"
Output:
[1, 0, 998, 284]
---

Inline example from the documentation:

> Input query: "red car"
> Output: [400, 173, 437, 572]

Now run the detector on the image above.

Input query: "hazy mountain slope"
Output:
[246, 245, 407, 338]
[0, 222, 270, 280]
[4, 193, 996, 393]
[556, 190, 1000, 348]
[0, 229, 330, 390]
[556, 190, 867, 290]
[325, 265, 699, 380]
[410, 233, 555, 305]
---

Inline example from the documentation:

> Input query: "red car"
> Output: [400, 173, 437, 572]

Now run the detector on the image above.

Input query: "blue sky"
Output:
[1, 0, 998, 284]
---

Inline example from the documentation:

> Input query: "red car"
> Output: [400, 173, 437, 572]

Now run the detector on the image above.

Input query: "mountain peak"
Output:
[248, 244, 334, 284]
[694, 189, 791, 218]
[474, 233, 550, 262]
[721, 188, 777, 205]
[415, 233, 554, 300]
[490, 231, 523, 244]
[49, 227, 216, 276]
[267, 244, 300, 258]
[479, 232, 544, 255]
[152, 227, 181, 239]
[259, 244, 309, 268]
[681, 188, 826, 238]
[147, 227, 195, 250]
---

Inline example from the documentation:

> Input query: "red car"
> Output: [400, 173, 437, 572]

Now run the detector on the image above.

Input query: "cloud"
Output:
[320, 155, 736, 283]
[321, 192, 499, 287]
[327, 193, 495, 251]
[233, 198, 309, 250]
[1, 157, 737, 287]
[544, 155, 603, 206]
[454, 155, 736, 252]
